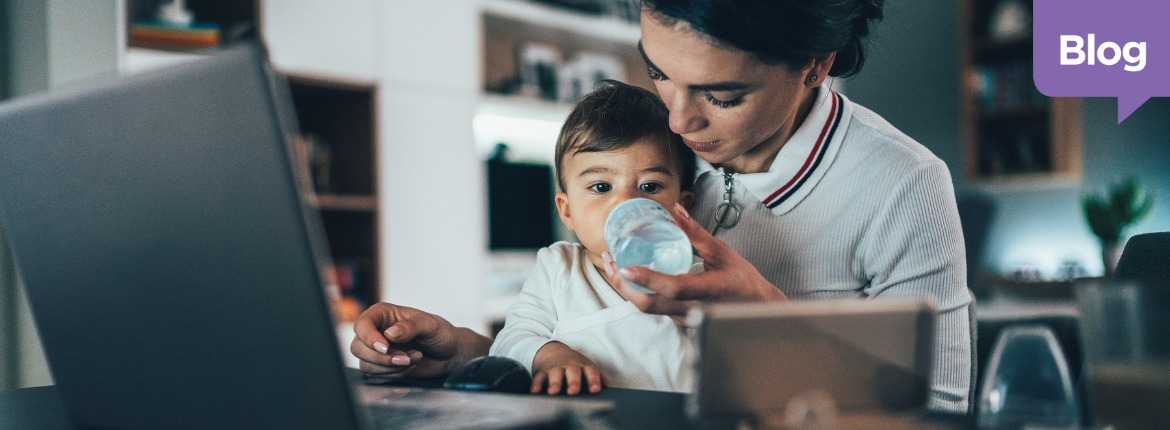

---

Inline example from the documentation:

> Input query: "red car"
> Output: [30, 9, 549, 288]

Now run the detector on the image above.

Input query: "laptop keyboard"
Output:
[357, 385, 615, 430]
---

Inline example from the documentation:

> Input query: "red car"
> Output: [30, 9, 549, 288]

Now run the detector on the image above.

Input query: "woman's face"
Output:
[639, 10, 818, 173]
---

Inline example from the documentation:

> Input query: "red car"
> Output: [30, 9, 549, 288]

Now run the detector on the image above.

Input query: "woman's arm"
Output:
[858, 160, 972, 413]
[602, 203, 787, 316]
[350, 247, 566, 380]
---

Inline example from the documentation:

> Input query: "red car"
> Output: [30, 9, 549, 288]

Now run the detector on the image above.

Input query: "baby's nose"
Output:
[604, 192, 639, 217]
[613, 187, 639, 202]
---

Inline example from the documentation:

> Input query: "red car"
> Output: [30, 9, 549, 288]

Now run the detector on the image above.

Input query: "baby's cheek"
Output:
[576, 226, 609, 257]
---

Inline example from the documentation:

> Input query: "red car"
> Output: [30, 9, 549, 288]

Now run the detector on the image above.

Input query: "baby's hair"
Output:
[554, 80, 695, 192]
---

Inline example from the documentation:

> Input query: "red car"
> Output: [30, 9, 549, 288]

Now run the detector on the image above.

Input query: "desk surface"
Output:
[0, 381, 703, 430]
[1, 376, 970, 430]
[974, 291, 1078, 322]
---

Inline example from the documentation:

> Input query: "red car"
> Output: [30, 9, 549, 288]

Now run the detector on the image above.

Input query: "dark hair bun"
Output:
[645, 0, 885, 78]
[829, 0, 885, 78]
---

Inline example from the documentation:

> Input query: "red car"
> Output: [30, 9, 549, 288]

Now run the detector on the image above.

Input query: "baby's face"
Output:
[555, 139, 693, 267]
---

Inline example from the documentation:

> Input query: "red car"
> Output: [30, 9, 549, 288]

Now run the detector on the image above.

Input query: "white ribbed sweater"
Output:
[690, 87, 972, 413]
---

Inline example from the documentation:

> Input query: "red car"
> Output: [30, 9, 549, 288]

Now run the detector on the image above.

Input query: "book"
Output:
[129, 20, 220, 50]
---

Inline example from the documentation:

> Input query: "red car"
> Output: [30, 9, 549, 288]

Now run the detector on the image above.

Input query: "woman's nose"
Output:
[666, 94, 707, 135]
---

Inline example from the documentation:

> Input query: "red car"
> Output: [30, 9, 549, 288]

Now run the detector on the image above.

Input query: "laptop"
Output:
[0, 44, 609, 430]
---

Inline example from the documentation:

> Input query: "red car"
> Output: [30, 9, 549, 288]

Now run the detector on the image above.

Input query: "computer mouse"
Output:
[443, 356, 533, 394]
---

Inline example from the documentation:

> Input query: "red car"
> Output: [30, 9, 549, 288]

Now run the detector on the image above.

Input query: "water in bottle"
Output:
[604, 198, 693, 294]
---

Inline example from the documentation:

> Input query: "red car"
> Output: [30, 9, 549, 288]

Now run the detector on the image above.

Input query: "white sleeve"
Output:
[860, 160, 973, 414]
[488, 247, 560, 372]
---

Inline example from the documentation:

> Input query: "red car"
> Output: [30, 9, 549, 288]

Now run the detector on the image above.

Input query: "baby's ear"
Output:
[554, 192, 576, 231]
[678, 191, 695, 210]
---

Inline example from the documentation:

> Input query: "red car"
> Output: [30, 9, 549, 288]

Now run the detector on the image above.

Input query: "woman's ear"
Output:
[805, 52, 836, 87]
[554, 192, 576, 232]
[679, 191, 695, 210]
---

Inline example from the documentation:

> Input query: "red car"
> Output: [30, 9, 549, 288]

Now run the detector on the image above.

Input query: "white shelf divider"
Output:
[474, 94, 571, 164]
[120, 47, 209, 75]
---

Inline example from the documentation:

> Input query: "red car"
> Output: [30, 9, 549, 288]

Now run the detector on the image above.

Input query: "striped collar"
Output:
[696, 86, 851, 215]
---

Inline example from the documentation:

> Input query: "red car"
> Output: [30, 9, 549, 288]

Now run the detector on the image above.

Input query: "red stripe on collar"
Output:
[762, 91, 839, 206]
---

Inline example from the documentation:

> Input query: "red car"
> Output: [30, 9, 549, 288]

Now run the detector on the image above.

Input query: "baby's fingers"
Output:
[547, 369, 564, 395]
[531, 372, 548, 394]
[583, 366, 604, 393]
[564, 366, 583, 395]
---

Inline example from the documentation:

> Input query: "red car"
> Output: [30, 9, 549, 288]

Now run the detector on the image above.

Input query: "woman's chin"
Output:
[692, 147, 737, 166]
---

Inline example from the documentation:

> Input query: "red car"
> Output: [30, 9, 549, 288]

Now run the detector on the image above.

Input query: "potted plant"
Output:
[1082, 178, 1154, 277]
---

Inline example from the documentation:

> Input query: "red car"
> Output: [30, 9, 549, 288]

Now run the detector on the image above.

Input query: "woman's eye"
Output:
[640, 182, 663, 193]
[705, 92, 744, 108]
[647, 66, 666, 81]
[588, 183, 612, 193]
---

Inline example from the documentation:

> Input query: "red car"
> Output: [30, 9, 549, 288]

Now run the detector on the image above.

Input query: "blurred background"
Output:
[0, 0, 1166, 392]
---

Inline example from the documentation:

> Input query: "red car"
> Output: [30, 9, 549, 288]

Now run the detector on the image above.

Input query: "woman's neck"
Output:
[715, 87, 819, 174]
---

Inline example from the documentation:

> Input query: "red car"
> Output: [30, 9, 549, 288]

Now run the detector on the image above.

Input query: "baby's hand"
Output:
[530, 342, 612, 395]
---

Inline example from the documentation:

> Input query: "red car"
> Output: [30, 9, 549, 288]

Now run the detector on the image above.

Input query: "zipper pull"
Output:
[710, 172, 741, 235]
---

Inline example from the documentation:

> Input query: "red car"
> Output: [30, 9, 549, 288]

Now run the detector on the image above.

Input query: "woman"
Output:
[351, 0, 972, 413]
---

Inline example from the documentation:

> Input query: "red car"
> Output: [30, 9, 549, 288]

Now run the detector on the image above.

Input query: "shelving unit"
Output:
[481, 0, 641, 45]
[959, 0, 1082, 183]
[477, 1, 647, 323]
[284, 75, 380, 323]
[124, 0, 259, 49]
[480, 1, 653, 112]
[120, 0, 260, 73]
[116, 2, 381, 325]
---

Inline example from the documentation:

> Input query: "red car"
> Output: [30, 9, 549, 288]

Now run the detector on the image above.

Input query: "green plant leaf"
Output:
[1082, 177, 1153, 243]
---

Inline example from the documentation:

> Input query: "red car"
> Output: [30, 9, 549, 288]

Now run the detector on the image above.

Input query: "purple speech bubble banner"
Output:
[1033, 0, 1169, 123]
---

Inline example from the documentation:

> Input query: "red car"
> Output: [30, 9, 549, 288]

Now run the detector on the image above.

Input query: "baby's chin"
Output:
[579, 246, 609, 268]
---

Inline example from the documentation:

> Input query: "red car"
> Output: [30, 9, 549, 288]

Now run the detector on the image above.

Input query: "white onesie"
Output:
[490, 241, 699, 392]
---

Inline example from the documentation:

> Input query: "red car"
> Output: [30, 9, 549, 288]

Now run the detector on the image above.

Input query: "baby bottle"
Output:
[604, 198, 693, 294]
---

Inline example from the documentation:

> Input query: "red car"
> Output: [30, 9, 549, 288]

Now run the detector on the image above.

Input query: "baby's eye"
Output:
[588, 183, 612, 193]
[640, 182, 664, 193]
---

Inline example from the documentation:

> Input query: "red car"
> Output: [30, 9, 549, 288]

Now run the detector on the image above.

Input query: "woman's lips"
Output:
[682, 137, 720, 152]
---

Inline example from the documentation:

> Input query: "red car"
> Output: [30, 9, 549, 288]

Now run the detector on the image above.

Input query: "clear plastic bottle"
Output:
[604, 198, 692, 294]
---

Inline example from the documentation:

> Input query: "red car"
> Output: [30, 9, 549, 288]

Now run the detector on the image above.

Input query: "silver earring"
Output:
[810, 75, 818, 82]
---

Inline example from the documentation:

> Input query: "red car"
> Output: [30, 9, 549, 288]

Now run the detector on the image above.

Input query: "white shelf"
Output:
[474, 94, 571, 164]
[480, 0, 641, 44]
[478, 94, 573, 122]
[119, 47, 209, 75]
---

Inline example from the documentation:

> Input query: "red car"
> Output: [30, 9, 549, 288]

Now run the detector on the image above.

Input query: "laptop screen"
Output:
[0, 45, 362, 430]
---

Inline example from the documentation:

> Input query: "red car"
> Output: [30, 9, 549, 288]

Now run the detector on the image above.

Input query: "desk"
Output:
[0, 375, 970, 430]
[0, 381, 704, 430]
[974, 290, 1078, 322]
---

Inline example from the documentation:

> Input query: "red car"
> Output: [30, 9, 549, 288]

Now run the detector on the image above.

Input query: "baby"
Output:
[490, 81, 699, 395]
